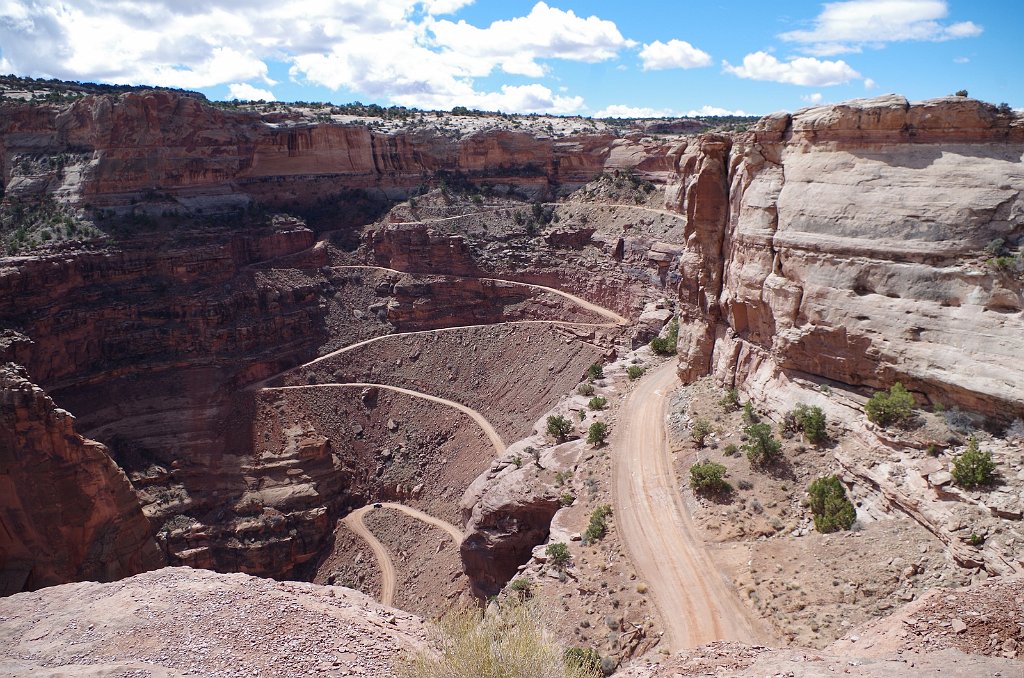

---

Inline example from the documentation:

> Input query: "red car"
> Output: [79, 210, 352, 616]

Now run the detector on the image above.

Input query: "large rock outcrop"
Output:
[678, 95, 1024, 420]
[0, 364, 162, 594]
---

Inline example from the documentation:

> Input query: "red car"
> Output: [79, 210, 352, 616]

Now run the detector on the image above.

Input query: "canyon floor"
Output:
[1, 89, 1023, 677]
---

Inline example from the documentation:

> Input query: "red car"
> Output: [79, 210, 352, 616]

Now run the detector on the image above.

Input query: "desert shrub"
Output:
[724, 443, 739, 457]
[719, 388, 740, 412]
[397, 598, 600, 678]
[737, 478, 753, 491]
[545, 542, 571, 569]
[509, 578, 532, 596]
[742, 401, 759, 424]
[588, 396, 608, 411]
[564, 648, 602, 676]
[547, 415, 573, 441]
[559, 492, 576, 507]
[943, 406, 975, 433]
[577, 383, 595, 396]
[865, 382, 915, 427]
[951, 437, 996, 489]
[587, 421, 609, 446]
[626, 365, 645, 380]
[690, 418, 713, 448]
[587, 363, 605, 381]
[689, 460, 729, 494]
[742, 422, 782, 467]
[791, 404, 827, 444]
[807, 475, 856, 533]
[513, 455, 523, 468]
[650, 317, 679, 355]
[583, 504, 613, 543]
[1005, 418, 1024, 442]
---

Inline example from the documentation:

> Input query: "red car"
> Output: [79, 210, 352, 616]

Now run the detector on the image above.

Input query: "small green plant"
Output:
[742, 401, 759, 424]
[690, 418, 713, 448]
[626, 365, 645, 380]
[512, 455, 523, 468]
[509, 577, 532, 596]
[689, 460, 729, 494]
[577, 382, 595, 396]
[791, 404, 827, 444]
[649, 317, 679, 355]
[545, 542, 571, 569]
[547, 415, 573, 442]
[559, 492, 576, 507]
[724, 443, 739, 457]
[587, 421, 609, 446]
[587, 363, 605, 381]
[719, 388, 741, 412]
[588, 396, 608, 411]
[583, 504, 613, 543]
[742, 422, 782, 467]
[807, 475, 856, 533]
[968, 532, 985, 547]
[865, 382, 915, 427]
[951, 436, 996, 489]
[554, 470, 572, 487]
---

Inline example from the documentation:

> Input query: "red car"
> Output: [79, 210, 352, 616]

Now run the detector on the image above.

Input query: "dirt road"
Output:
[342, 502, 463, 607]
[611, 361, 773, 650]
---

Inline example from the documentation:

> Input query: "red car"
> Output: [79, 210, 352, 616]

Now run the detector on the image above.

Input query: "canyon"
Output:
[0, 85, 1022, 675]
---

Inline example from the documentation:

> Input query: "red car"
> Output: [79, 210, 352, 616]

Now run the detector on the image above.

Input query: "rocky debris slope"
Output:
[0, 363, 162, 595]
[678, 95, 1024, 421]
[0, 566, 428, 677]
[616, 577, 1023, 677]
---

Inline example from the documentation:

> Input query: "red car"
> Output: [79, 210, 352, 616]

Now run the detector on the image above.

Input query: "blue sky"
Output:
[1, 1, 1019, 116]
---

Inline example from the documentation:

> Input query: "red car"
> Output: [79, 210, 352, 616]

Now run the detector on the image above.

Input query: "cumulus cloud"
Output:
[227, 83, 276, 101]
[780, 0, 983, 55]
[0, 0, 635, 114]
[723, 52, 860, 87]
[801, 92, 824, 104]
[864, 77, 877, 89]
[638, 39, 712, 70]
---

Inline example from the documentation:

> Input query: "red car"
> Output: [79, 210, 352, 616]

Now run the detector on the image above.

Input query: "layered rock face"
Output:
[678, 96, 1024, 420]
[1, 90, 679, 209]
[0, 364, 162, 594]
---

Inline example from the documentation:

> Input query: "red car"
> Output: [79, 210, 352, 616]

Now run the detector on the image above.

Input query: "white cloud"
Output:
[863, 77, 877, 89]
[780, 0, 983, 55]
[638, 39, 712, 70]
[595, 104, 674, 118]
[227, 83, 276, 101]
[723, 52, 860, 87]
[801, 92, 824, 104]
[594, 104, 749, 118]
[684, 105, 749, 116]
[0, 0, 636, 114]
[953, 56, 970, 64]
[429, 2, 635, 78]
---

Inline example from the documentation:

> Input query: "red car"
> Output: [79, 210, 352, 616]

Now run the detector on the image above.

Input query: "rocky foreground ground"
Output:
[0, 567, 1019, 677]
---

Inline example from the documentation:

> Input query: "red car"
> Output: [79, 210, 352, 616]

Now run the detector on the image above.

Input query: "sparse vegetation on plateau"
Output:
[587, 396, 607, 411]
[626, 365, 645, 380]
[577, 383, 595, 396]
[690, 418, 713, 448]
[742, 422, 782, 467]
[587, 363, 605, 381]
[397, 599, 599, 678]
[865, 382, 915, 427]
[545, 542, 571, 570]
[547, 415, 573, 442]
[952, 437, 996, 489]
[689, 460, 729, 495]
[586, 421, 609, 446]
[719, 388, 740, 412]
[582, 504, 613, 543]
[788, 403, 827, 444]
[807, 475, 856, 533]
